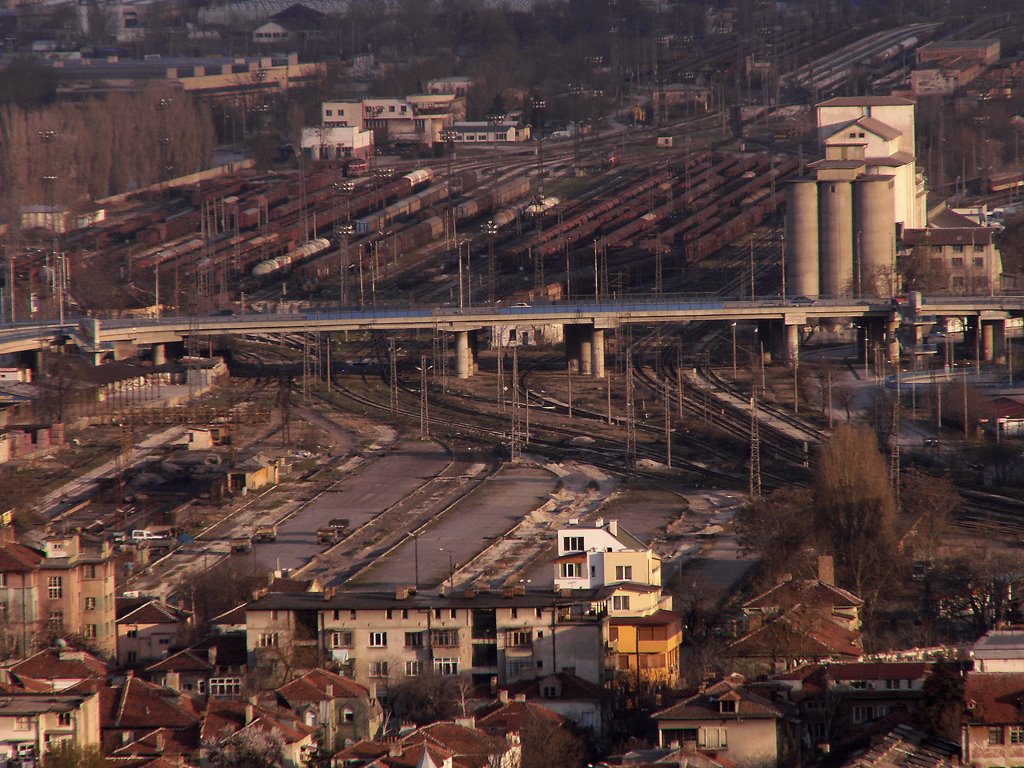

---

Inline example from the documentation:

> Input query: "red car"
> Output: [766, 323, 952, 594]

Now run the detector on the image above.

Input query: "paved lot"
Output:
[349, 463, 556, 591]
[251, 440, 451, 572]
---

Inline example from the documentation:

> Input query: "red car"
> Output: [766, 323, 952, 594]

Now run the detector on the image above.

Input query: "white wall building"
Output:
[554, 518, 662, 591]
[816, 96, 927, 230]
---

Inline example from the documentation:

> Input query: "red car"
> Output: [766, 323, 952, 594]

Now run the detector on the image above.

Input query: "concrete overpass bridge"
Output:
[3, 294, 1022, 379]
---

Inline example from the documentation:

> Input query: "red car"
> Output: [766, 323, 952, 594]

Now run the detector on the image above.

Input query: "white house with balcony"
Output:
[553, 518, 662, 591]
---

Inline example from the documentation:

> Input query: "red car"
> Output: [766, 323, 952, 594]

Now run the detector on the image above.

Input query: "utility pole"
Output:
[749, 392, 761, 499]
[497, 341, 505, 412]
[389, 338, 398, 413]
[890, 365, 901, 510]
[566, 360, 573, 420]
[625, 353, 637, 475]
[511, 345, 522, 460]
[664, 379, 672, 468]
[420, 354, 429, 440]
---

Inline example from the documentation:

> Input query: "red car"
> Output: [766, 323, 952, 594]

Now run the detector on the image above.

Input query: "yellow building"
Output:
[608, 610, 682, 681]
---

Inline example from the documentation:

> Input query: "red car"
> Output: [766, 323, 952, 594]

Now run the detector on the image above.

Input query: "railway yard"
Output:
[4, 94, 1021, 618]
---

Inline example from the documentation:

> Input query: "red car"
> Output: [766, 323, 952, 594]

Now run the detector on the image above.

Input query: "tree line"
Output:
[0, 82, 214, 218]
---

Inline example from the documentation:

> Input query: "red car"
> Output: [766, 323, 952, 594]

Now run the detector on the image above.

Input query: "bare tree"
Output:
[208, 727, 285, 768]
[812, 424, 897, 599]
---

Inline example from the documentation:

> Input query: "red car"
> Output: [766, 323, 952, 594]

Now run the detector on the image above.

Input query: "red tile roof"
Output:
[0, 542, 44, 572]
[964, 672, 1024, 724]
[744, 578, 863, 611]
[145, 650, 213, 674]
[500, 672, 608, 702]
[654, 674, 786, 722]
[100, 676, 201, 732]
[402, 722, 510, 768]
[200, 698, 313, 746]
[10, 648, 109, 685]
[729, 609, 862, 660]
[827, 662, 929, 681]
[275, 668, 370, 704]
[109, 725, 201, 757]
[608, 609, 681, 628]
[475, 700, 564, 735]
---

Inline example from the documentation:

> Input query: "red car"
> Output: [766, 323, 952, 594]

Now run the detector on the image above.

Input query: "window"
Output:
[431, 629, 459, 646]
[326, 109, 333, 116]
[370, 661, 389, 678]
[14, 716, 31, 732]
[508, 630, 531, 647]
[48, 576, 63, 599]
[974, 257, 985, 268]
[258, 633, 279, 648]
[885, 679, 902, 690]
[698, 727, 727, 748]
[852, 705, 875, 723]
[85, 597, 96, 612]
[952, 244, 964, 252]
[402, 609, 409, 619]
[560, 562, 582, 579]
[1011, 726, 1024, 744]
[510, 608, 518, 619]
[989, 726, 1006, 745]
[434, 657, 459, 675]
[536, 608, 543, 618]
[450, 609, 456, 619]
[84, 624, 97, 639]
[434, 609, 442, 620]
[612, 595, 631, 611]
[406, 660, 422, 676]
[209, 678, 242, 697]
[974, 244, 986, 252]
[405, 632, 424, 647]
[563, 536, 584, 552]
[719, 699, 737, 714]
[386, 610, 393, 620]
[82, 564, 97, 579]
[350, 610, 357, 620]
[331, 631, 353, 648]
[369, 632, 387, 648]
[126, 629, 138, 639]
[127, 651, 137, 664]
[615, 565, 633, 581]
[57, 712, 72, 727]
[849, 680, 869, 689]
[49, 611, 63, 630]
[0, 572, 7, 587]
[343, 708, 355, 723]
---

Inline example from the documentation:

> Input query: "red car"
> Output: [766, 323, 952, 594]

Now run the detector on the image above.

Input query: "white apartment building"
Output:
[554, 518, 663, 591]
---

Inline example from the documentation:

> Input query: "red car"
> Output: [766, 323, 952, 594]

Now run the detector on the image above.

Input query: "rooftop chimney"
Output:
[498, 689, 509, 703]
[608, 520, 618, 537]
[818, 555, 835, 586]
[455, 716, 476, 728]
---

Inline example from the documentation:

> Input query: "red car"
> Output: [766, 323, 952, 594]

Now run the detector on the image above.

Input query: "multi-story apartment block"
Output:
[0, 531, 117, 658]
[0, 690, 101, 764]
[245, 590, 609, 690]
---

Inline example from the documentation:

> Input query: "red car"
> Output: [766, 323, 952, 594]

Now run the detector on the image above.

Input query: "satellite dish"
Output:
[54, 638, 67, 650]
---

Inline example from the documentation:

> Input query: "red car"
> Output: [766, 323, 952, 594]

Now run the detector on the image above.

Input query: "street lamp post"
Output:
[731, 322, 738, 380]
[483, 221, 499, 304]
[439, 547, 454, 591]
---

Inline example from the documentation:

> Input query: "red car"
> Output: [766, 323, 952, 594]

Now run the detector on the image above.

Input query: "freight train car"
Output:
[252, 238, 332, 276]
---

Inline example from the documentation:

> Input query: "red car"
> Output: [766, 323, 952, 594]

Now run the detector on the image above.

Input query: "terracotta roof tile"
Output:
[276, 668, 370, 704]
[117, 599, 191, 625]
[500, 672, 608, 702]
[743, 578, 863, 611]
[964, 672, 1024, 724]
[10, 648, 110, 685]
[654, 676, 786, 721]
[827, 662, 929, 681]
[475, 700, 564, 735]
[145, 650, 213, 674]
[110, 725, 201, 757]
[0, 542, 44, 572]
[401, 722, 510, 767]
[99, 676, 201, 732]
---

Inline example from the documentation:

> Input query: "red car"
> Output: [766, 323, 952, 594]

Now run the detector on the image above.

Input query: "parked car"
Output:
[791, 295, 817, 306]
[131, 530, 166, 541]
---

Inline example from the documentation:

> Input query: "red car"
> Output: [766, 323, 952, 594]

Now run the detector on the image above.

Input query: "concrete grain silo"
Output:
[818, 180, 853, 298]
[785, 179, 819, 298]
[853, 175, 896, 297]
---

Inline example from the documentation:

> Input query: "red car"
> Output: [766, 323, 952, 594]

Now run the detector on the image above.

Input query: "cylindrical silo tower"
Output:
[818, 180, 854, 298]
[853, 175, 896, 298]
[785, 179, 819, 298]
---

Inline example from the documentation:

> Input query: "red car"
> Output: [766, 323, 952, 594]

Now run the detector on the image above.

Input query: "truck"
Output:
[316, 518, 350, 545]
[230, 537, 252, 553]
[252, 524, 278, 543]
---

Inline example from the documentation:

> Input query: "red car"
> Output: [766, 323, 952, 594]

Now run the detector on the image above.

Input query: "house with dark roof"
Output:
[274, 667, 383, 749]
[117, 597, 192, 668]
[498, 672, 608, 735]
[142, 630, 247, 703]
[0, 690, 102, 765]
[3, 646, 109, 692]
[838, 722, 960, 768]
[653, 673, 792, 767]
[474, 697, 564, 739]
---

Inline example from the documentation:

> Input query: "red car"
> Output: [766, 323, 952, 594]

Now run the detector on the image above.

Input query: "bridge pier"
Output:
[982, 318, 1006, 364]
[591, 328, 605, 379]
[565, 324, 596, 374]
[455, 330, 471, 379]
[580, 334, 593, 376]
[152, 343, 166, 367]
